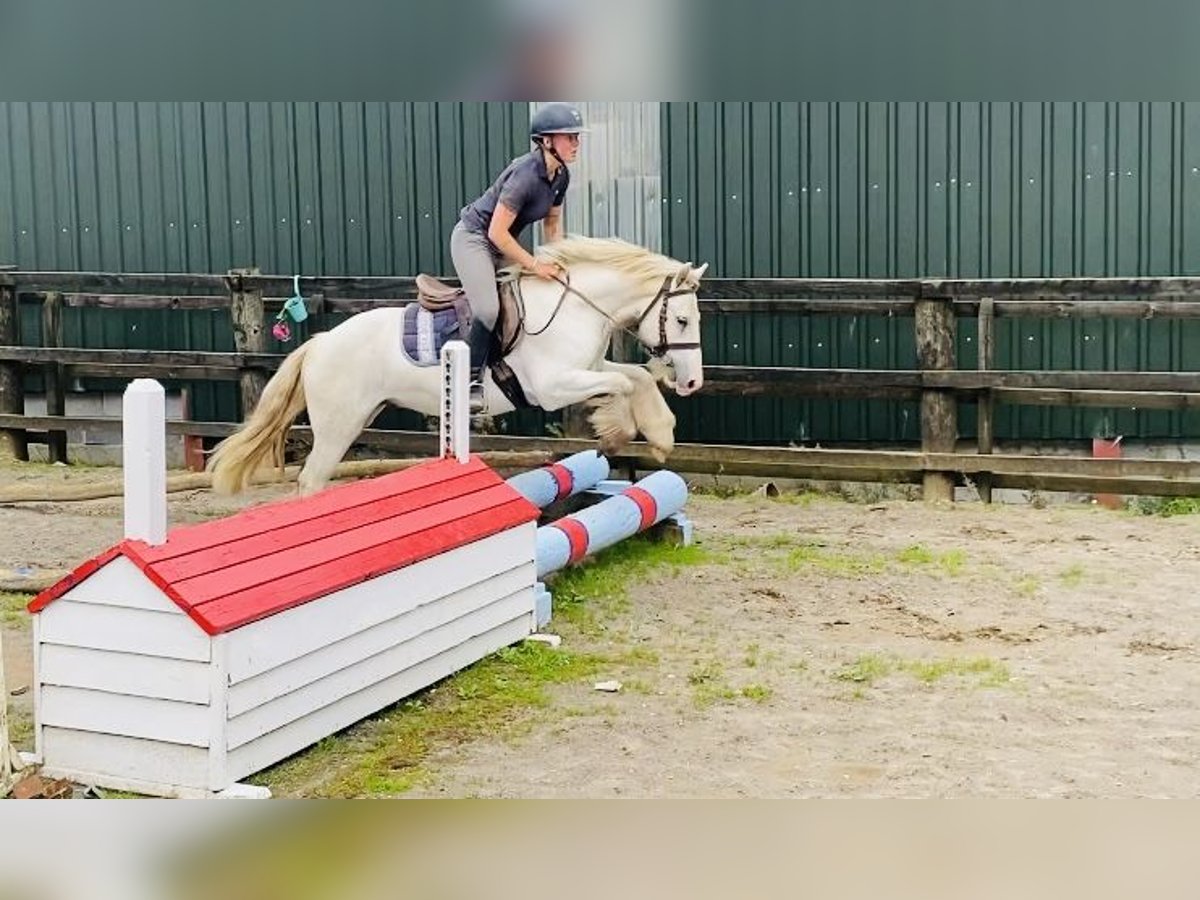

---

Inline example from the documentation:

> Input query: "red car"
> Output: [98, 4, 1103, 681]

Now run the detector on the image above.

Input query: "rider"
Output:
[451, 102, 585, 410]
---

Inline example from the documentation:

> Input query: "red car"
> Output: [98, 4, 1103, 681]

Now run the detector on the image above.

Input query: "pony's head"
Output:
[536, 236, 709, 398]
[631, 261, 706, 398]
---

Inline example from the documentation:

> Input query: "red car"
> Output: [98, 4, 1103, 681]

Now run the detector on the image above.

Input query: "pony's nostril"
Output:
[686, 379, 697, 390]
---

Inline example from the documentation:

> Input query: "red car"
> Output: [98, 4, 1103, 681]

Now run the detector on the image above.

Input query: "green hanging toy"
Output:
[273, 275, 308, 342]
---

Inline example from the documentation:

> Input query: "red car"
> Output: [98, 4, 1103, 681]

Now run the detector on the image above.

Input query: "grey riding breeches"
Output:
[450, 221, 502, 331]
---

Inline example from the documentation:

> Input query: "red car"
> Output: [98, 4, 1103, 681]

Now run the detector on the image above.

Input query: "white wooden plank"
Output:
[39, 644, 211, 704]
[38, 601, 210, 662]
[226, 523, 536, 682]
[207, 635, 230, 791]
[225, 615, 532, 783]
[62, 556, 183, 614]
[41, 726, 211, 794]
[32, 615, 43, 762]
[41, 686, 210, 748]
[228, 563, 535, 717]
[227, 589, 533, 748]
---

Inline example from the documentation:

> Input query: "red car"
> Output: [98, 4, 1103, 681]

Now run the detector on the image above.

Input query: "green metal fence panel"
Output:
[663, 101, 1200, 445]
[1, 101, 539, 428]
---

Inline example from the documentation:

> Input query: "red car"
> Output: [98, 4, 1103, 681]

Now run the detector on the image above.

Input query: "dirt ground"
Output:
[3, 460, 1200, 798]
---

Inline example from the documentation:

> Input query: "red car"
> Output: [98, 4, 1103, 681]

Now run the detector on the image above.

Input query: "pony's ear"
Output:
[692, 262, 709, 280]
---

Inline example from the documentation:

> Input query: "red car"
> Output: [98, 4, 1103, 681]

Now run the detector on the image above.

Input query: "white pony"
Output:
[207, 236, 708, 496]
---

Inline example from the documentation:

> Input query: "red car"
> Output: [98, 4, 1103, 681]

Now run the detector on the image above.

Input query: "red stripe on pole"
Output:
[547, 463, 574, 502]
[552, 517, 591, 563]
[622, 487, 659, 531]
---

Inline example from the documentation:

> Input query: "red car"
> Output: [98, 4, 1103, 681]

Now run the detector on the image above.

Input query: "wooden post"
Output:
[915, 295, 957, 503]
[0, 271, 27, 461]
[976, 297, 995, 503]
[42, 291, 67, 464]
[228, 268, 267, 417]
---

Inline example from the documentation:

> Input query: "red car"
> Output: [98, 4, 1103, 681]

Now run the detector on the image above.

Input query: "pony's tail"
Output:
[206, 339, 313, 495]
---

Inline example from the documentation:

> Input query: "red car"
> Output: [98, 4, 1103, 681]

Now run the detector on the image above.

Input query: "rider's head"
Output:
[531, 102, 585, 165]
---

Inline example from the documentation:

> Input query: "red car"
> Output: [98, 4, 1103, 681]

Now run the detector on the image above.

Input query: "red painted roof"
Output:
[29, 455, 540, 635]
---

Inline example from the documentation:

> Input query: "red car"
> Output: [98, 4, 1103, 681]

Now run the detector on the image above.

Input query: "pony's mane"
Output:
[526, 235, 692, 290]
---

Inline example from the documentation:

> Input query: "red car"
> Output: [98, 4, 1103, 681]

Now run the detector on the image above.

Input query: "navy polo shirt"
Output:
[459, 150, 569, 246]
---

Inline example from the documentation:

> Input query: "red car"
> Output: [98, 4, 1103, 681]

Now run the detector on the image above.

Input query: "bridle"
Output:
[634, 273, 703, 358]
[520, 266, 700, 359]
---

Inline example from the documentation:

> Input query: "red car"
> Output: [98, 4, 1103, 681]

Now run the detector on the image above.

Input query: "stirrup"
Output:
[468, 380, 487, 414]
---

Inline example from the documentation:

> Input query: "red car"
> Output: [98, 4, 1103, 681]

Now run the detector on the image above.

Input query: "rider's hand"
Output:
[530, 261, 562, 281]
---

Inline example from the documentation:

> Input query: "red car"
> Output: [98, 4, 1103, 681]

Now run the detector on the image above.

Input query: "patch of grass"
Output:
[687, 661, 737, 708]
[766, 490, 823, 507]
[833, 654, 894, 685]
[900, 657, 1010, 687]
[896, 545, 967, 576]
[1, 592, 32, 628]
[6, 706, 33, 750]
[743, 643, 761, 668]
[833, 653, 1011, 690]
[1131, 495, 1200, 517]
[1059, 564, 1086, 587]
[548, 536, 722, 639]
[740, 684, 773, 703]
[1014, 576, 1040, 598]
[252, 641, 608, 798]
[784, 543, 887, 577]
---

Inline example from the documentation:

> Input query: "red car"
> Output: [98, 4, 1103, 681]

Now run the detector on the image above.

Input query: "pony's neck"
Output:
[562, 264, 656, 323]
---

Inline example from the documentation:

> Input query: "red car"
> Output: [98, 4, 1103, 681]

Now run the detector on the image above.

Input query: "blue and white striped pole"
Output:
[535, 469, 689, 578]
[506, 450, 611, 509]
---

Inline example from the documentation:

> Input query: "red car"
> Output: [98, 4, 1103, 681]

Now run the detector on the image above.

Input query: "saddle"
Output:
[410, 272, 530, 409]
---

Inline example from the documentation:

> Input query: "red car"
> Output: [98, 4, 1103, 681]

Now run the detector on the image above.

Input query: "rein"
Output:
[518, 267, 699, 357]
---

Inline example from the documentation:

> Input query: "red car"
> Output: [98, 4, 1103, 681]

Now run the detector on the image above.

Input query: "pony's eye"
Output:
[676, 316, 689, 327]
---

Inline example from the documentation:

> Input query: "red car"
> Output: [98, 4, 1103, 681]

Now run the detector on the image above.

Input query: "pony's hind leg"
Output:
[297, 395, 385, 496]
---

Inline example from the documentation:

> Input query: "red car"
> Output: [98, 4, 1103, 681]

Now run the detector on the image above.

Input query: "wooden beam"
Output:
[977, 297, 995, 503]
[697, 366, 923, 399]
[922, 276, 1200, 300]
[993, 388, 1200, 410]
[0, 346, 280, 369]
[915, 296, 957, 502]
[229, 269, 268, 417]
[699, 278, 924, 299]
[41, 292, 67, 463]
[0, 275, 26, 461]
[988, 299, 1200, 319]
[927, 371, 1200, 392]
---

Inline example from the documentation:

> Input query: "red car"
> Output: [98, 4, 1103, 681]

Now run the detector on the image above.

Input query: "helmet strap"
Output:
[539, 137, 567, 172]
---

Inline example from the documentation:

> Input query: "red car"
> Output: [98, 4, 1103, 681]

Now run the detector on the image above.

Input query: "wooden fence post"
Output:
[228, 268, 267, 417]
[0, 270, 27, 461]
[42, 291, 67, 463]
[977, 297, 996, 503]
[915, 294, 957, 503]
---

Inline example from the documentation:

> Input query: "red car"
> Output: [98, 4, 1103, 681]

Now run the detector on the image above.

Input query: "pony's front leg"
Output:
[604, 361, 677, 462]
[529, 368, 635, 412]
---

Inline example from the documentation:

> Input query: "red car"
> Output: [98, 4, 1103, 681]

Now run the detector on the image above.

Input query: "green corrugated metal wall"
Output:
[5, 102, 1200, 445]
[0, 102, 547, 431]
[662, 102, 1200, 445]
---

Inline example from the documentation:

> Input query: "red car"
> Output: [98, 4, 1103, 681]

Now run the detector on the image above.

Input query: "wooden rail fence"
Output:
[3, 267, 1200, 501]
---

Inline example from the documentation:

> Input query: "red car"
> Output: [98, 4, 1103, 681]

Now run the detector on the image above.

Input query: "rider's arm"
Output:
[488, 204, 559, 279]
[543, 204, 563, 244]
[488, 203, 539, 269]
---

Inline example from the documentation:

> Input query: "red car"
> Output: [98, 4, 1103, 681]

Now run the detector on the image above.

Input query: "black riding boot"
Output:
[466, 319, 494, 412]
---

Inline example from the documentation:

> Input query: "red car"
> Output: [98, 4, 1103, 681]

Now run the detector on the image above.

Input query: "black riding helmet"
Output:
[531, 102, 586, 138]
